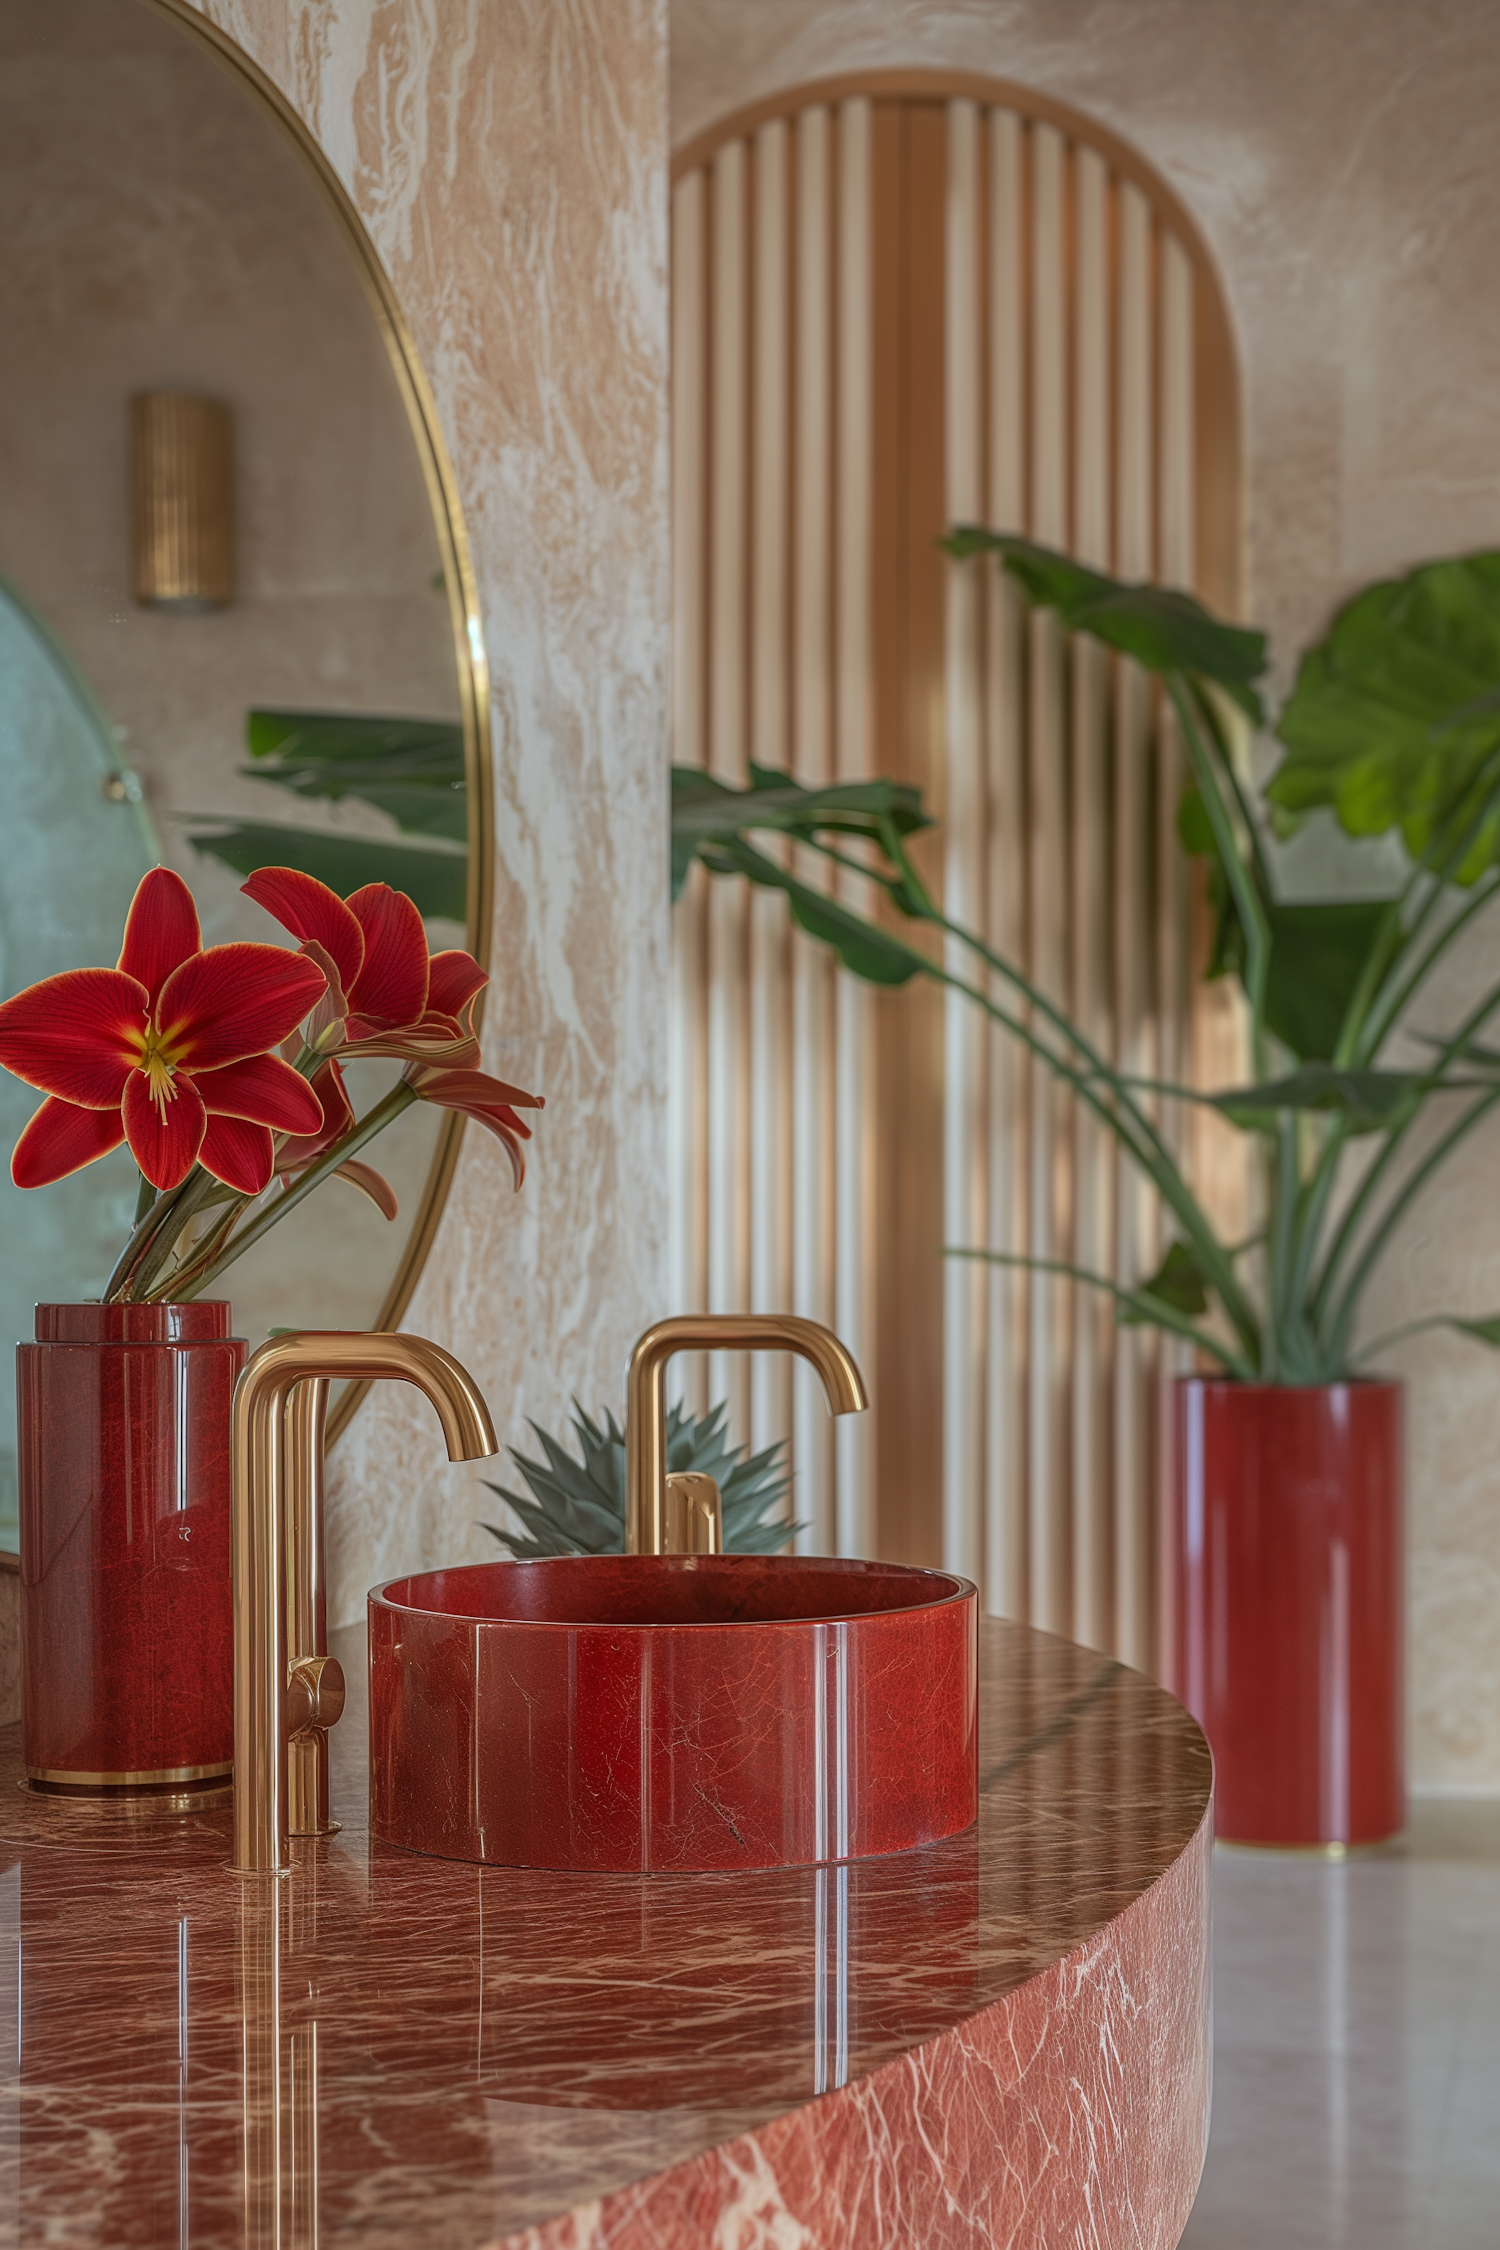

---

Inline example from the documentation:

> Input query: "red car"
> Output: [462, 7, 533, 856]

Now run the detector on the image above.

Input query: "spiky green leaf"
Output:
[480, 1397, 804, 1559]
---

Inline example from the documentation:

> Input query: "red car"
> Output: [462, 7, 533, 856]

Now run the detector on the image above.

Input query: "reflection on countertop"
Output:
[0, 1618, 1212, 2249]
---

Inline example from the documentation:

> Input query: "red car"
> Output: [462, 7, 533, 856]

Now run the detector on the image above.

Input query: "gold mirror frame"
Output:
[143, 0, 493, 1447]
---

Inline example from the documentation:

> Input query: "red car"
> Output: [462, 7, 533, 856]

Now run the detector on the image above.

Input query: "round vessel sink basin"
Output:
[368, 1554, 978, 1873]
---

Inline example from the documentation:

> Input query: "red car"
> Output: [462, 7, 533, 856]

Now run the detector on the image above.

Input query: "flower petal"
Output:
[339, 1012, 478, 1068]
[410, 1067, 541, 1190]
[199, 1115, 275, 1195]
[331, 1158, 399, 1220]
[298, 940, 349, 1053]
[116, 867, 201, 1008]
[12, 1096, 127, 1188]
[275, 1058, 352, 1167]
[194, 1054, 324, 1134]
[155, 944, 328, 1073]
[241, 868, 364, 995]
[409, 1067, 544, 1112]
[346, 884, 429, 1032]
[0, 969, 145, 1106]
[426, 950, 488, 1021]
[122, 1070, 206, 1191]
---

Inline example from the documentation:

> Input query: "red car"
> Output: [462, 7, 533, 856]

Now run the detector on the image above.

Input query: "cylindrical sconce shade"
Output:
[130, 391, 233, 610]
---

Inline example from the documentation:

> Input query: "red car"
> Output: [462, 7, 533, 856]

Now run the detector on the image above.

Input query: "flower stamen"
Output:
[138, 1030, 177, 1122]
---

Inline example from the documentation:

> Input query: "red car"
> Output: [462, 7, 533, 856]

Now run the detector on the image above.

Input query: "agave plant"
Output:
[481, 1398, 804, 1559]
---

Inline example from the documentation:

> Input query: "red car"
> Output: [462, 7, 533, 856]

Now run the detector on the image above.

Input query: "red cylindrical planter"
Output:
[17, 1301, 245, 1792]
[1164, 1377, 1403, 1847]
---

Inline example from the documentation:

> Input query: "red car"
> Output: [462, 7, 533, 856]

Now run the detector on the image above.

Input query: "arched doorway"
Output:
[669, 72, 1243, 1670]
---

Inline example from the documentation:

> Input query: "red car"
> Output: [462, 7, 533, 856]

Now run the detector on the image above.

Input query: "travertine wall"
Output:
[187, 0, 671, 1624]
[672, 0, 1500, 1793]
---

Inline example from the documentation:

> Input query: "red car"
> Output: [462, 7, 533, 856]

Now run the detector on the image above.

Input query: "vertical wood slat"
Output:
[791, 104, 836, 1553]
[1113, 179, 1157, 1672]
[1026, 120, 1072, 1637]
[672, 82, 1226, 1648]
[669, 168, 708, 1417]
[706, 142, 750, 1441]
[942, 100, 984, 1588]
[1070, 144, 1113, 1652]
[833, 98, 875, 1558]
[749, 120, 793, 1465]
[983, 105, 1028, 1624]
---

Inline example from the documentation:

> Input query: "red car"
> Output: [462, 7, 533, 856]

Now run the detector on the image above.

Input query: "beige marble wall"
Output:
[672, 0, 1500, 1793]
[182, 0, 671, 1623]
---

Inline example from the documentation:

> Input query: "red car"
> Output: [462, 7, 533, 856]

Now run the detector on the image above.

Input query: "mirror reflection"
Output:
[0, 0, 481, 1537]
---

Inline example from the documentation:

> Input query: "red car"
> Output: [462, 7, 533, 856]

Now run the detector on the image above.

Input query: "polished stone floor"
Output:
[1181, 1800, 1500, 2249]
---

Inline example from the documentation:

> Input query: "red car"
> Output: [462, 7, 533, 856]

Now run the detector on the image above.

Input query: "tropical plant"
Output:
[0, 864, 541, 1303]
[671, 536, 1500, 1384]
[190, 709, 468, 921]
[482, 1397, 802, 1559]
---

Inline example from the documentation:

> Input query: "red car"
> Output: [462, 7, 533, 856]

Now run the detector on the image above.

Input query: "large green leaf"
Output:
[1116, 1239, 1211, 1324]
[1270, 552, 1500, 871]
[1207, 1064, 1426, 1135]
[671, 762, 930, 903]
[1179, 782, 1392, 1058]
[703, 836, 923, 985]
[244, 710, 468, 842]
[190, 821, 468, 921]
[943, 528, 1267, 720]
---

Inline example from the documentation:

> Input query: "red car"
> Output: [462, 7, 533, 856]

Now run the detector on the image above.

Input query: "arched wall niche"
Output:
[668, 69, 1244, 1670]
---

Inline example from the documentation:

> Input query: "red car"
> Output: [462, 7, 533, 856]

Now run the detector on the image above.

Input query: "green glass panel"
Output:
[0, 579, 157, 1545]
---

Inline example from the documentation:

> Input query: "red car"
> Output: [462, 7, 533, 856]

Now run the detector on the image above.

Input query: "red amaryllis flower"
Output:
[405, 1062, 541, 1188]
[241, 868, 484, 1065]
[244, 866, 542, 1192]
[0, 867, 327, 1194]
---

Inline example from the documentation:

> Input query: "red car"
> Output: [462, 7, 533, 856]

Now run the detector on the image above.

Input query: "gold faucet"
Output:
[231, 1332, 497, 1875]
[625, 1315, 868, 1556]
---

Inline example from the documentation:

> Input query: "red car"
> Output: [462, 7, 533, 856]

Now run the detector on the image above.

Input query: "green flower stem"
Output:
[103, 1171, 213, 1303]
[162, 1080, 418, 1303]
[943, 1246, 1254, 1378]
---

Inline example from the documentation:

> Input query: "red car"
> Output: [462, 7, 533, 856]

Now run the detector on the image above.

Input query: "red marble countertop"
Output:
[0, 1619, 1211, 2248]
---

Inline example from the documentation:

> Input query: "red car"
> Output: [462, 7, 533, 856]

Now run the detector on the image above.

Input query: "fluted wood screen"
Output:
[670, 73, 1241, 1669]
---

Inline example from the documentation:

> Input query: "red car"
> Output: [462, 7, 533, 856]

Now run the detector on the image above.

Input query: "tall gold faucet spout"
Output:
[232, 1332, 497, 1875]
[625, 1315, 868, 1556]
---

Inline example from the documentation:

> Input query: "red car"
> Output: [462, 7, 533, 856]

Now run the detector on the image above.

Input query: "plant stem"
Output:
[1324, 1086, 1500, 1366]
[102, 1174, 202, 1303]
[159, 1081, 417, 1301]
[944, 1247, 1254, 1377]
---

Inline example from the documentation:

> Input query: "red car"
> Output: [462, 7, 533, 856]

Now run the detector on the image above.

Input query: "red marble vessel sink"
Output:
[369, 1554, 978, 1873]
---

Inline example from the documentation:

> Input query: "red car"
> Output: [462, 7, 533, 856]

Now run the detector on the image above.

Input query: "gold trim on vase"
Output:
[27, 1759, 233, 1789]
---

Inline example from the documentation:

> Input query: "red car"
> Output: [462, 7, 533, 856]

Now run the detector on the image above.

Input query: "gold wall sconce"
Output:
[130, 390, 234, 610]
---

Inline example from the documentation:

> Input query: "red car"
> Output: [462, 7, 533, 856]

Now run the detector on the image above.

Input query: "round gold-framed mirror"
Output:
[0, 0, 492, 1526]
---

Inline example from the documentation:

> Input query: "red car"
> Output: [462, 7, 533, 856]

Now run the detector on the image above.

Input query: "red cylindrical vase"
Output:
[1164, 1377, 1403, 1847]
[17, 1302, 245, 1792]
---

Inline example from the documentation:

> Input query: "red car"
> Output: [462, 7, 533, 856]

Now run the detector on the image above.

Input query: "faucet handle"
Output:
[664, 1471, 722, 1555]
